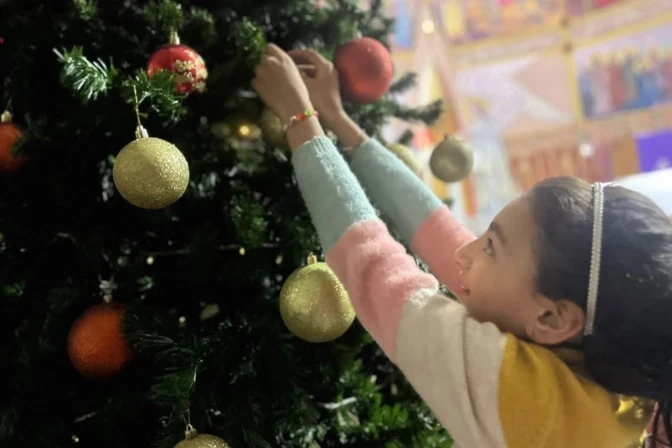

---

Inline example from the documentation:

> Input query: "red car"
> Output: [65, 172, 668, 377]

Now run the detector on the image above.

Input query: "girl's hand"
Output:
[288, 49, 344, 126]
[252, 44, 313, 124]
[289, 48, 368, 150]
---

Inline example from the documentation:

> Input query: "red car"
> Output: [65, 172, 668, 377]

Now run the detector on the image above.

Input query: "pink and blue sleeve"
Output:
[291, 136, 439, 359]
[349, 139, 476, 295]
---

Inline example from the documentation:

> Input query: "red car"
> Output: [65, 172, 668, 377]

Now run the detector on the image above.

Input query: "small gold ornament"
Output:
[210, 121, 231, 140]
[113, 126, 190, 209]
[279, 254, 355, 343]
[174, 425, 230, 448]
[429, 134, 474, 183]
[259, 107, 287, 150]
[387, 143, 421, 175]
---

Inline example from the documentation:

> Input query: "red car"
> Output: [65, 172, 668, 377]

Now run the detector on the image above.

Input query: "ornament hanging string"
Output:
[169, 29, 180, 45]
[0, 110, 11, 123]
[182, 409, 199, 441]
[133, 85, 141, 127]
[3, 98, 12, 114]
[132, 85, 148, 139]
[1, 98, 13, 123]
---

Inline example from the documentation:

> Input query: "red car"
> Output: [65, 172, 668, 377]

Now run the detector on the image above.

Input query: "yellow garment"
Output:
[499, 335, 647, 447]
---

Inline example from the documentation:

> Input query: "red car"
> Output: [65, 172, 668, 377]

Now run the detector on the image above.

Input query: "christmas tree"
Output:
[0, 1, 446, 447]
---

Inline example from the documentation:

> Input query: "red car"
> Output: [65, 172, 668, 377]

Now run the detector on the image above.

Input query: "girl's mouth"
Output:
[458, 270, 470, 295]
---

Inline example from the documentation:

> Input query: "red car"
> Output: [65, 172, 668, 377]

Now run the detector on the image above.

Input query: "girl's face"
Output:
[455, 197, 552, 338]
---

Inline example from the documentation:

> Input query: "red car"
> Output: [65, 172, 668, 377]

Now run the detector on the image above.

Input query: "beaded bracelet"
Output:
[284, 109, 319, 131]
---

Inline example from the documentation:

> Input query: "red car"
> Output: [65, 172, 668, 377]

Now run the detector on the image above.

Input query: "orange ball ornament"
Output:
[147, 32, 208, 95]
[333, 37, 394, 104]
[0, 111, 24, 171]
[67, 302, 133, 379]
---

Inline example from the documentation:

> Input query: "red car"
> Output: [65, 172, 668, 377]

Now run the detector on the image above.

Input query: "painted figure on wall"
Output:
[578, 48, 672, 118]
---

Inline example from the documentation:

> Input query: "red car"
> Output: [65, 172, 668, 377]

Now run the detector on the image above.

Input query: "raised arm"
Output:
[289, 48, 476, 292]
[347, 117, 476, 294]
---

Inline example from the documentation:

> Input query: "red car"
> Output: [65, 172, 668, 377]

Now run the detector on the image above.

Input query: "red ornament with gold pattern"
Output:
[0, 110, 25, 171]
[147, 32, 208, 95]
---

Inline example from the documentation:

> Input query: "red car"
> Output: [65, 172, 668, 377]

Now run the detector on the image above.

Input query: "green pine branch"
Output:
[123, 70, 188, 124]
[397, 129, 414, 146]
[229, 188, 269, 249]
[144, 0, 184, 37]
[54, 47, 118, 103]
[231, 18, 267, 67]
[394, 99, 443, 125]
[184, 7, 218, 46]
[55, 46, 187, 123]
[72, 0, 99, 21]
[389, 73, 417, 95]
[123, 310, 200, 428]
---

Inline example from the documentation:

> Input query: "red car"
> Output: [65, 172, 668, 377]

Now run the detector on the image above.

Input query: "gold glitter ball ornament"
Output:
[387, 143, 421, 175]
[174, 425, 230, 448]
[113, 129, 189, 209]
[279, 254, 355, 343]
[259, 107, 288, 150]
[429, 134, 474, 183]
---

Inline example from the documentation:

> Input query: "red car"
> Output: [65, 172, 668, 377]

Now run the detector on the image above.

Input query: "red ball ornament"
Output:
[333, 37, 394, 104]
[147, 32, 208, 95]
[67, 302, 133, 379]
[0, 111, 24, 171]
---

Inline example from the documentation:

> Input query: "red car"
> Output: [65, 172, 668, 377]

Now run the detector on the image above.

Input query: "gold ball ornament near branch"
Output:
[387, 143, 421, 175]
[259, 107, 287, 150]
[429, 134, 474, 183]
[113, 126, 190, 209]
[174, 425, 230, 448]
[279, 254, 355, 343]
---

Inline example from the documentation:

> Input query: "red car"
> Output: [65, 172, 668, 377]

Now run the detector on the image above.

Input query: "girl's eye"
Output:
[483, 237, 494, 256]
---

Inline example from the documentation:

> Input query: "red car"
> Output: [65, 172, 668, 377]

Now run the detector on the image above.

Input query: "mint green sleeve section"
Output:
[291, 136, 378, 253]
[349, 139, 442, 242]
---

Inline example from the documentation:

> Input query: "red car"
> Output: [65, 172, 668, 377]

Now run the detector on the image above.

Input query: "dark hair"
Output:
[528, 176, 672, 444]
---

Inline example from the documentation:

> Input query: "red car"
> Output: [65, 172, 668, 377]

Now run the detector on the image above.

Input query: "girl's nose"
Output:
[455, 241, 473, 270]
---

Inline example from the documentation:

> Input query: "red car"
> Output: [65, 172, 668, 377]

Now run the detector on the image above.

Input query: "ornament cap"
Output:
[1, 110, 12, 123]
[184, 424, 198, 440]
[306, 253, 318, 265]
[135, 125, 149, 140]
[169, 30, 181, 45]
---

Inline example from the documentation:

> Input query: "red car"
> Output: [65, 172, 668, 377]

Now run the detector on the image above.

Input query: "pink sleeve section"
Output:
[326, 219, 439, 359]
[411, 206, 476, 295]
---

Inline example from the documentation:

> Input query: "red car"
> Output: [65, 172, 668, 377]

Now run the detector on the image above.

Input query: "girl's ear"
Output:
[526, 296, 585, 346]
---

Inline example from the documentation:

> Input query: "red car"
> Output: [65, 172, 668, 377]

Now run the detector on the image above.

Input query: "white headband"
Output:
[584, 182, 605, 336]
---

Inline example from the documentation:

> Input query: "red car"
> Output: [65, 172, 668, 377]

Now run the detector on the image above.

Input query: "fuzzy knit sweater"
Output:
[291, 135, 639, 448]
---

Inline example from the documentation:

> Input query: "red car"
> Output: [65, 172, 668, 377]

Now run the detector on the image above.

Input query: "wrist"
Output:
[322, 111, 367, 149]
[279, 99, 314, 124]
[322, 109, 349, 128]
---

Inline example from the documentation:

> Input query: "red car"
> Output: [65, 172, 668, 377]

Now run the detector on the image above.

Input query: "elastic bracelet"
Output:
[284, 109, 319, 131]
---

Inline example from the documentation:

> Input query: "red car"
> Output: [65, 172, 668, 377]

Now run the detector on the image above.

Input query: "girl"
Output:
[251, 44, 672, 447]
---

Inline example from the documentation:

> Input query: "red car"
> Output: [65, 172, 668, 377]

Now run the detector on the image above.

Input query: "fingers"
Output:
[264, 43, 285, 58]
[288, 49, 332, 75]
[252, 53, 280, 93]
[254, 55, 281, 77]
[251, 77, 260, 94]
[288, 49, 329, 66]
